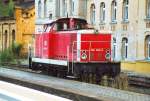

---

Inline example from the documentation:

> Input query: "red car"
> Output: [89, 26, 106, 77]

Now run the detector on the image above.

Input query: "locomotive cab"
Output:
[49, 18, 90, 32]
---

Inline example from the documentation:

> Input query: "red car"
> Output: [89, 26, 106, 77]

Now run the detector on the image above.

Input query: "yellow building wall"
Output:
[121, 61, 150, 74]
[15, 7, 35, 55]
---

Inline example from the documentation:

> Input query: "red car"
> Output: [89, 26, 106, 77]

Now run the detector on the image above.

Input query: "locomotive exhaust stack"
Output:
[31, 18, 121, 82]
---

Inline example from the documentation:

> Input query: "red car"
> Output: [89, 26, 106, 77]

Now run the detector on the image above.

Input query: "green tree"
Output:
[8, 0, 14, 16]
[0, 0, 14, 17]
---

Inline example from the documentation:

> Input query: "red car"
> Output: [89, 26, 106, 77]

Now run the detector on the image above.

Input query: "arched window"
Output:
[121, 38, 128, 60]
[145, 35, 150, 59]
[62, 0, 67, 17]
[100, 2, 105, 23]
[113, 38, 117, 60]
[90, 4, 95, 25]
[64, 0, 67, 16]
[4, 30, 8, 49]
[70, 0, 75, 16]
[56, 0, 60, 17]
[123, 0, 129, 21]
[146, 0, 150, 18]
[38, 0, 42, 18]
[49, 13, 52, 19]
[12, 30, 15, 44]
[111, 0, 117, 22]
[44, 0, 47, 18]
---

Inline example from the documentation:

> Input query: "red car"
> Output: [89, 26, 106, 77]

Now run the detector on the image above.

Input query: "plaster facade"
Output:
[0, 17, 16, 51]
[35, 0, 88, 33]
[15, 1, 35, 54]
[87, 0, 150, 62]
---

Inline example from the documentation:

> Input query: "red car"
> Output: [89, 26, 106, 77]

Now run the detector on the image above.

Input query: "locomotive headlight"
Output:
[81, 52, 87, 60]
[105, 50, 110, 60]
[105, 53, 110, 60]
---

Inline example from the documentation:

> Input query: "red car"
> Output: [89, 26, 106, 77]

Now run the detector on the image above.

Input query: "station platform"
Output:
[0, 80, 72, 101]
[0, 67, 149, 101]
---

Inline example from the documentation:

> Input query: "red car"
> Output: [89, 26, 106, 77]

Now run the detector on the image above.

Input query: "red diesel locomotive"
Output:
[31, 18, 120, 82]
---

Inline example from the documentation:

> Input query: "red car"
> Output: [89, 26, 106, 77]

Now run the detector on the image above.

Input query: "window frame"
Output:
[100, 2, 105, 23]
[111, 0, 117, 22]
[113, 38, 117, 60]
[38, 0, 42, 18]
[44, 0, 47, 18]
[145, 35, 150, 59]
[121, 38, 128, 60]
[12, 30, 15, 44]
[90, 4, 96, 25]
[146, 0, 150, 18]
[122, 0, 129, 21]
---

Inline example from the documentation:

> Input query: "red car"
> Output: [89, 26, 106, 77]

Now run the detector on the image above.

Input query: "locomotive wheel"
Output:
[31, 62, 38, 70]
[108, 78, 116, 88]
[47, 68, 53, 76]
[101, 76, 108, 86]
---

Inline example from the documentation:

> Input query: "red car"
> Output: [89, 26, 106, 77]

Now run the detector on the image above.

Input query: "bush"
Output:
[0, 48, 14, 63]
[0, 43, 23, 64]
[12, 43, 23, 58]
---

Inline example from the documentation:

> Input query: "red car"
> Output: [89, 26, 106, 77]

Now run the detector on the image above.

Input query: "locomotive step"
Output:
[66, 75, 79, 80]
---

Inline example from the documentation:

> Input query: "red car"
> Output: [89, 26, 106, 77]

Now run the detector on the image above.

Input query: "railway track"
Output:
[0, 63, 150, 95]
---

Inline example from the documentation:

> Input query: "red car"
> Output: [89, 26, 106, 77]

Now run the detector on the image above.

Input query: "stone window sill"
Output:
[121, 20, 129, 24]
[144, 17, 150, 21]
[110, 21, 117, 24]
[99, 22, 105, 25]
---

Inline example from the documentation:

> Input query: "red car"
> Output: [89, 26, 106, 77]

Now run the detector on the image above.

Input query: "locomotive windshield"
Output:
[44, 22, 54, 32]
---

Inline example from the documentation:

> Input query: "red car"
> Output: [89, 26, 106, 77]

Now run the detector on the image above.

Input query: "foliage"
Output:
[0, 43, 23, 64]
[0, 48, 14, 63]
[8, 0, 14, 16]
[0, 0, 14, 17]
[12, 42, 23, 58]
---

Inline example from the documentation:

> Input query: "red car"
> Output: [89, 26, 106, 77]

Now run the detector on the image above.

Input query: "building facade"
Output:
[15, 1, 35, 55]
[0, 17, 16, 51]
[0, 0, 35, 54]
[86, 0, 150, 63]
[35, 0, 150, 62]
[0, 0, 16, 51]
[35, 0, 88, 33]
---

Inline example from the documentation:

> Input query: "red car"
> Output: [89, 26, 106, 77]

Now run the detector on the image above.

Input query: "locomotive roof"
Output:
[43, 18, 87, 25]
[56, 18, 87, 22]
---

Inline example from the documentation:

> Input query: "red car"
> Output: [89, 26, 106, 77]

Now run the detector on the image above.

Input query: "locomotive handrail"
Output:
[67, 46, 70, 73]
[73, 41, 110, 43]
[72, 42, 75, 74]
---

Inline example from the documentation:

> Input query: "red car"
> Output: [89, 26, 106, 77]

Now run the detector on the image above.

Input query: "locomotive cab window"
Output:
[52, 18, 89, 31]
[75, 22, 86, 30]
[44, 23, 54, 32]
[53, 22, 69, 31]
[74, 20, 88, 30]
